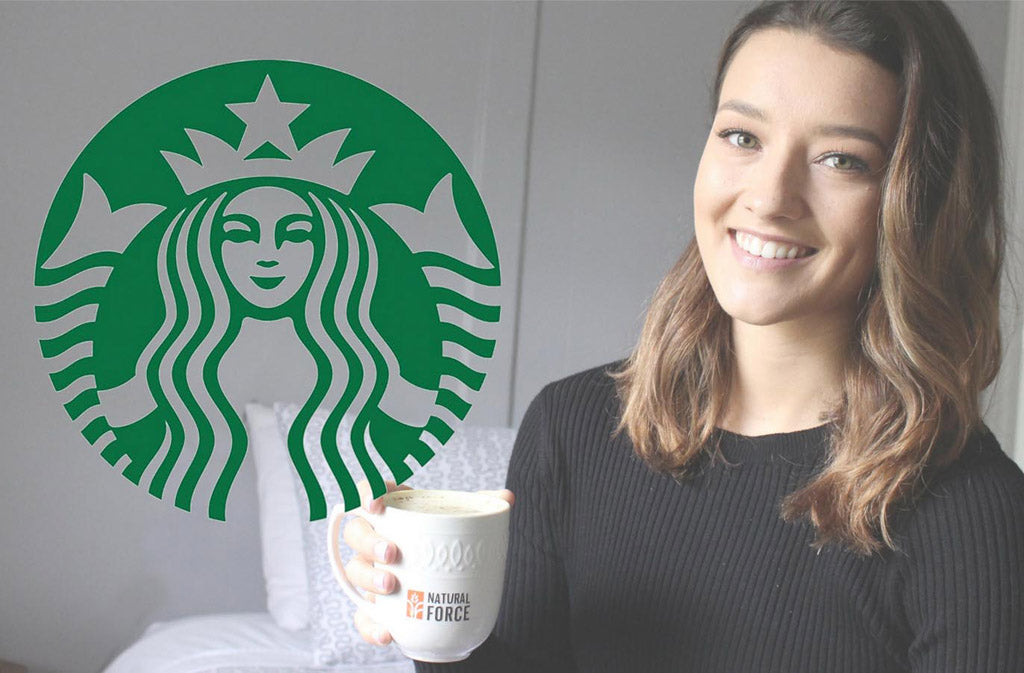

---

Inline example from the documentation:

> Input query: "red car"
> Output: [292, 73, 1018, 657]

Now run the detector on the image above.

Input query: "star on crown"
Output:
[162, 75, 373, 196]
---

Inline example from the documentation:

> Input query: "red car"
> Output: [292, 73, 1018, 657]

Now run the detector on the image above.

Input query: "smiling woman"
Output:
[695, 28, 898, 334]
[618, 0, 1008, 554]
[345, 2, 1024, 672]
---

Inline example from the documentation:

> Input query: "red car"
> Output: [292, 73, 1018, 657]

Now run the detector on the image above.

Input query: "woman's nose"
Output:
[742, 151, 806, 222]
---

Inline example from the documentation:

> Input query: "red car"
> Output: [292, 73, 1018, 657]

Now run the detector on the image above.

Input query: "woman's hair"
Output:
[140, 180, 391, 520]
[615, 0, 1005, 554]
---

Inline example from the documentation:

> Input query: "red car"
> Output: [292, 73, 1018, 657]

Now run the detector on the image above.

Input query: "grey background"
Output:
[0, 2, 1017, 672]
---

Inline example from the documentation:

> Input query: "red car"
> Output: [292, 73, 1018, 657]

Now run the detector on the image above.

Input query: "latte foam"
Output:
[383, 490, 505, 516]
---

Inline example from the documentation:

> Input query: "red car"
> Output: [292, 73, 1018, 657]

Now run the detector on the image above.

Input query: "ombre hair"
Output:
[615, 1, 1004, 553]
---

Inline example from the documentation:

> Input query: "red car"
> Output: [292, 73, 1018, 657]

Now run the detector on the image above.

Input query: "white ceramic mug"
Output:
[327, 489, 511, 663]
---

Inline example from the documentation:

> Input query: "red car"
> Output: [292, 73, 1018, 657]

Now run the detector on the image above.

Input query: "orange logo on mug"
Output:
[407, 590, 425, 619]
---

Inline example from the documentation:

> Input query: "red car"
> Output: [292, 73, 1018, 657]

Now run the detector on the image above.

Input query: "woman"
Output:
[343, 1, 1024, 670]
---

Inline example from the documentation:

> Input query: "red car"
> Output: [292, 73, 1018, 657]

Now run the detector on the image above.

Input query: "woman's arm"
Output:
[901, 435, 1024, 672]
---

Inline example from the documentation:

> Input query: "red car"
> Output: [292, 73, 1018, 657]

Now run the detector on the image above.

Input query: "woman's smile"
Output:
[729, 228, 817, 270]
[693, 28, 899, 328]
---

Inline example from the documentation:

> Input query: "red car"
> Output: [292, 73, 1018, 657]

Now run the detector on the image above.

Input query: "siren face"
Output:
[219, 186, 318, 310]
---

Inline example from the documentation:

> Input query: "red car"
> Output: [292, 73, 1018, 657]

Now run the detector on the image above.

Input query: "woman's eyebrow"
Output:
[717, 98, 888, 152]
[813, 124, 888, 153]
[717, 99, 767, 121]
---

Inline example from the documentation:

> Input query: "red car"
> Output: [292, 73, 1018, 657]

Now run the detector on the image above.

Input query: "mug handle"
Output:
[327, 503, 377, 614]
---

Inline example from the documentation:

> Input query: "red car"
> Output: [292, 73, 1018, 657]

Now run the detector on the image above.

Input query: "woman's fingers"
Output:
[479, 488, 515, 507]
[357, 479, 413, 514]
[344, 555, 397, 594]
[354, 606, 392, 645]
[345, 481, 401, 595]
[343, 515, 397, 565]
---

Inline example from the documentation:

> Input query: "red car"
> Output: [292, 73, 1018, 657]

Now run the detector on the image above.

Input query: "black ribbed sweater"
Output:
[417, 364, 1024, 672]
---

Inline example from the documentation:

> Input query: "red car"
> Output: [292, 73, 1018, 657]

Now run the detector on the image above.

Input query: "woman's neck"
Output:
[718, 316, 853, 436]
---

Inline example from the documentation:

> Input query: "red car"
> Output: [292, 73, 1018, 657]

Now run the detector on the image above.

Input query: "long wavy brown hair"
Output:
[614, 0, 1005, 554]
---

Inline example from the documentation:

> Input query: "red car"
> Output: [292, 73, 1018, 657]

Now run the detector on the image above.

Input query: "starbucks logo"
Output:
[34, 61, 500, 520]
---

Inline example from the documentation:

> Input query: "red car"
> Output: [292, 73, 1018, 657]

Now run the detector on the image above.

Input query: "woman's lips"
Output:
[729, 229, 817, 270]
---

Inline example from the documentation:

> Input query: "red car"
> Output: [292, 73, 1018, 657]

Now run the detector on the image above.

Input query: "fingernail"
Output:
[374, 540, 391, 563]
[374, 627, 390, 644]
[374, 572, 392, 592]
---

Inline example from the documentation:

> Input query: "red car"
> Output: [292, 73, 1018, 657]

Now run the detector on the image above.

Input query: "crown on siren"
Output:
[161, 75, 373, 196]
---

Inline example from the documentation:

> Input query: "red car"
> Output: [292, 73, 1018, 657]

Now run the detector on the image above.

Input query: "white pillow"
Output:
[244, 403, 309, 631]
[275, 403, 516, 666]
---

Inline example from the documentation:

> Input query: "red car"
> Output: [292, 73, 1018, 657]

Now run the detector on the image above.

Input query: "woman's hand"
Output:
[342, 479, 515, 646]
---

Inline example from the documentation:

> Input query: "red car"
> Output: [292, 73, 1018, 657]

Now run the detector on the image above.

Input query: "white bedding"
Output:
[102, 612, 415, 673]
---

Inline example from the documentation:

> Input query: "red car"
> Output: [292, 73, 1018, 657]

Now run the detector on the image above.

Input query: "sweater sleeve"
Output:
[415, 385, 578, 673]
[901, 437, 1024, 672]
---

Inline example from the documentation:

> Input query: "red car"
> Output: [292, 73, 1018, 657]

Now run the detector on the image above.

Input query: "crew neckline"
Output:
[714, 423, 831, 467]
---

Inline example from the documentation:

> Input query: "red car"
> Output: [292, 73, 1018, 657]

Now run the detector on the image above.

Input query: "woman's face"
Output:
[693, 28, 900, 331]
[219, 186, 318, 310]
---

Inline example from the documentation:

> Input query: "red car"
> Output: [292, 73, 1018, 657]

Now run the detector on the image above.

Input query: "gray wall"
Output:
[0, 2, 1015, 672]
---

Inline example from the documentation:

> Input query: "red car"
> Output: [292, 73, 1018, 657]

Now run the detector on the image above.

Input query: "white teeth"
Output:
[748, 235, 762, 255]
[734, 230, 808, 260]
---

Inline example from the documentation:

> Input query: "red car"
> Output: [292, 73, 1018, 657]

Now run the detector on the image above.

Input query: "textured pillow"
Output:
[244, 403, 309, 631]
[275, 403, 516, 666]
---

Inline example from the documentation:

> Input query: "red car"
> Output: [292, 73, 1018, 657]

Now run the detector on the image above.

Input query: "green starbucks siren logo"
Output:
[34, 61, 500, 520]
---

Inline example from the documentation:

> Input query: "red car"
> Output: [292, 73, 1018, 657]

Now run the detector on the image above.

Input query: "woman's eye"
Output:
[720, 129, 760, 150]
[821, 153, 869, 172]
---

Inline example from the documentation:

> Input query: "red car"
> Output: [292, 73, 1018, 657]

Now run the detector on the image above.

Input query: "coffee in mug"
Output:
[327, 489, 511, 662]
